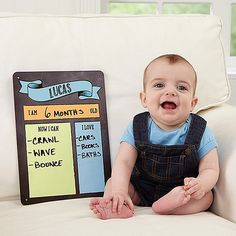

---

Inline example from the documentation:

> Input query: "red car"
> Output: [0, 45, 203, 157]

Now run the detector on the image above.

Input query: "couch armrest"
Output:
[198, 104, 236, 223]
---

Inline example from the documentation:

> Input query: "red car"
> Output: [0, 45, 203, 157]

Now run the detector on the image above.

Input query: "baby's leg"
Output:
[152, 186, 213, 215]
[168, 191, 213, 215]
[152, 186, 191, 214]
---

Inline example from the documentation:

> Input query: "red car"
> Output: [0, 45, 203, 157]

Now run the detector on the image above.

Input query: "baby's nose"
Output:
[165, 90, 177, 96]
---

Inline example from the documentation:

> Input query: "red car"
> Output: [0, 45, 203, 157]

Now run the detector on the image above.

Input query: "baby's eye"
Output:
[177, 85, 188, 91]
[154, 83, 165, 88]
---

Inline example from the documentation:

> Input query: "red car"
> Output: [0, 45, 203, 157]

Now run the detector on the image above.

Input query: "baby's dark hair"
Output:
[143, 54, 197, 94]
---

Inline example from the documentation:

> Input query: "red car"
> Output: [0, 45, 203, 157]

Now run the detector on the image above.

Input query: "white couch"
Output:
[1, 14, 236, 235]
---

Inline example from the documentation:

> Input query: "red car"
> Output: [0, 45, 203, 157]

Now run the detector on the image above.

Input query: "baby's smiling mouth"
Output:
[161, 101, 177, 110]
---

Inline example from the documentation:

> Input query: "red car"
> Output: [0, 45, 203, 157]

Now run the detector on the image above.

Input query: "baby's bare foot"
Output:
[92, 198, 134, 220]
[89, 197, 104, 215]
[152, 186, 190, 214]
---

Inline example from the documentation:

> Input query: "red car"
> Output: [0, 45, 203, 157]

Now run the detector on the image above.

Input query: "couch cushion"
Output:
[0, 198, 236, 236]
[199, 104, 236, 224]
[0, 14, 230, 198]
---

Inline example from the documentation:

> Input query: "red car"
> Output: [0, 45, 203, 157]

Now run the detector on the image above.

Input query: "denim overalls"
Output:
[130, 112, 207, 206]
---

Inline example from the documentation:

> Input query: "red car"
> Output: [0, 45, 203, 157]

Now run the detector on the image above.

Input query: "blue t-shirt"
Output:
[121, 114, 217, 160]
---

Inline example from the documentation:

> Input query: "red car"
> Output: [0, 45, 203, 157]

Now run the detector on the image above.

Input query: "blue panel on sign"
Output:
[75, 121, 105, 194]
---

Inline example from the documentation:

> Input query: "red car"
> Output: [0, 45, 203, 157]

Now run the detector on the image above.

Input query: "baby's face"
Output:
[140, 57, 198, 130]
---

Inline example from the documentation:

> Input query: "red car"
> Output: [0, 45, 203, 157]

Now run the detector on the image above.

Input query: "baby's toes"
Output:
[90, 198, 100, 206]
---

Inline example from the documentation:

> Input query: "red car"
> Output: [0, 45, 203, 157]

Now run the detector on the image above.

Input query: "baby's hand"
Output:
[105, 191, 134, 214]
[184, 177, 205, 199]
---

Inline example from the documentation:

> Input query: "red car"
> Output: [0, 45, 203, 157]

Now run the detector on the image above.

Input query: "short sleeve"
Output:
[198, 126, 218, 159]
[120, 121, 136, 148]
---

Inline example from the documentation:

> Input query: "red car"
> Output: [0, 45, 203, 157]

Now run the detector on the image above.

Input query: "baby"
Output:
[89, 54, 219, 219]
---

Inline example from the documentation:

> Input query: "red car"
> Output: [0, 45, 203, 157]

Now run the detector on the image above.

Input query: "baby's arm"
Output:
[184, 148, 219, 199]
[106, 142, 138, 213]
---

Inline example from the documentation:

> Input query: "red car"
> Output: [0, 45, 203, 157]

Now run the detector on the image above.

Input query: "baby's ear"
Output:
[140, 92, 147, 108]
[190, 97, 198, 111]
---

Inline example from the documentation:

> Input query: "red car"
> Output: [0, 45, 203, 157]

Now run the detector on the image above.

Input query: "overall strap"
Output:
[184, 113, 207, 149]
[133, 112, 149, 147]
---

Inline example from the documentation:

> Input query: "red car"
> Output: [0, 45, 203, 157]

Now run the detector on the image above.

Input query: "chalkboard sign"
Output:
[13, 71, 111, 205]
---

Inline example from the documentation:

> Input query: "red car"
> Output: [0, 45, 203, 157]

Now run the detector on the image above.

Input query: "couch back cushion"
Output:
[0, 14, 230, 198]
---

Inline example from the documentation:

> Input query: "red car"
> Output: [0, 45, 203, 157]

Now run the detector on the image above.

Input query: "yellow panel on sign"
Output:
[25, 123, 76, 197]
[24, 104, 100, 120]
